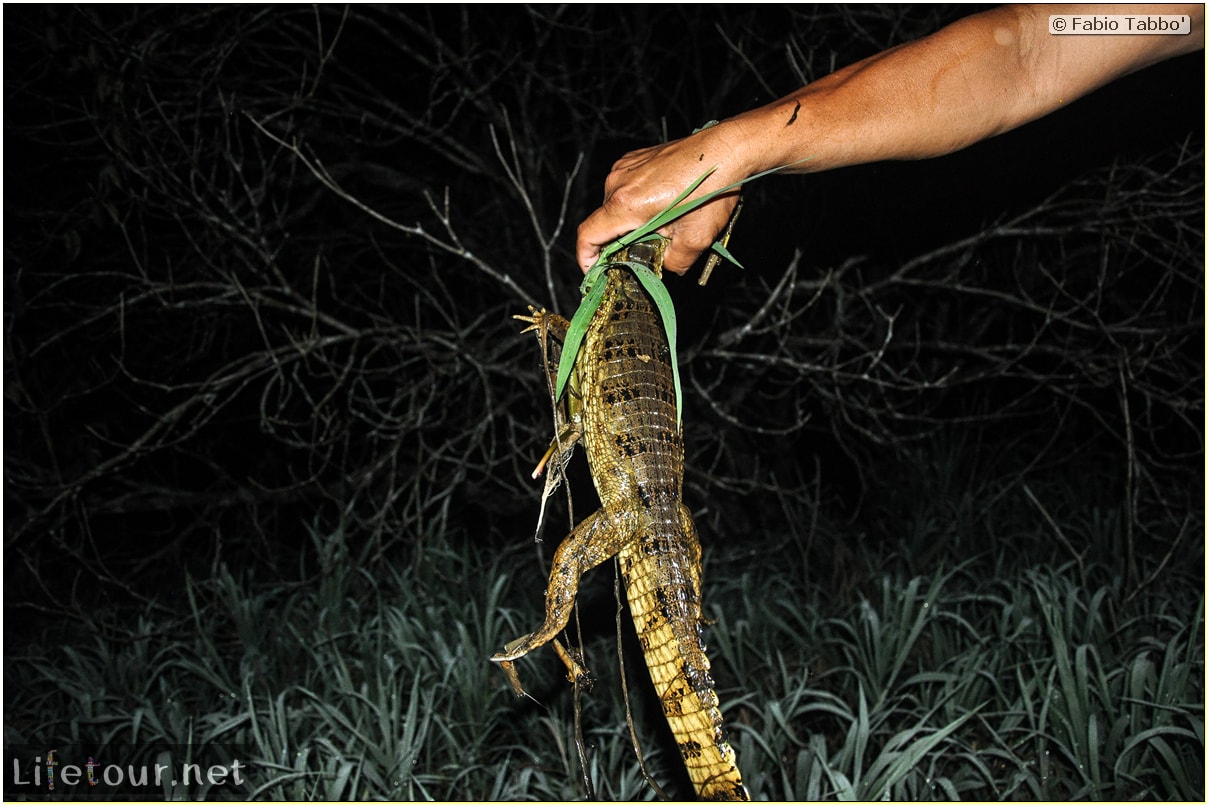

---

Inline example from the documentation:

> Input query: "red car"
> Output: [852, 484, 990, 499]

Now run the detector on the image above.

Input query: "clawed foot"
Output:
[491, 634, 592, 697]
[492, 633, 535, 698]
[513, 305, 547, 334]
[491, 632, 535, 664]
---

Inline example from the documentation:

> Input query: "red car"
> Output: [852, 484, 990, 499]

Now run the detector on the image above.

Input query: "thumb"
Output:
[576, 206, 636, 273]
[575, 240, 601, 274]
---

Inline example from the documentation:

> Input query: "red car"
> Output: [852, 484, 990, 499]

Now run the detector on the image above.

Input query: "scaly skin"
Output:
[492, 240, 749, 801]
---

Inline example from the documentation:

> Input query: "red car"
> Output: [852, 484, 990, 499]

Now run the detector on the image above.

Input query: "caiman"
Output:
[491, 239, 749, 801]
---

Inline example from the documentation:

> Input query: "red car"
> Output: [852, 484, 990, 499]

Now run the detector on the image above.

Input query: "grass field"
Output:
[6, 447, 1202, 801]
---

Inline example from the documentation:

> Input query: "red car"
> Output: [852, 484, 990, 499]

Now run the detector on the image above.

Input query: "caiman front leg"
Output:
[516, 306, 584, 535]
[515, 306, 580, 460]
[492, 505, 639, 664]
[513, 306, 572, 411]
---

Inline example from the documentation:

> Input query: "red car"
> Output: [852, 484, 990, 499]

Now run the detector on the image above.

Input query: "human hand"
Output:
[575, 126, 747, 276]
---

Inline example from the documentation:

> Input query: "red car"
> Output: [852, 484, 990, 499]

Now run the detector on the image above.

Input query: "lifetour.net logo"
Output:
[4, 744, 255, 798]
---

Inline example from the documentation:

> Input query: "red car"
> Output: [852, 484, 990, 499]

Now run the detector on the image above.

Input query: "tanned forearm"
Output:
[726, 4, 1203, 175]
[576, 4, 1203, 274]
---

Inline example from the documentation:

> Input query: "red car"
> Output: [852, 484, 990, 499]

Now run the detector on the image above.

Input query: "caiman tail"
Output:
[619, 506, 748, 801]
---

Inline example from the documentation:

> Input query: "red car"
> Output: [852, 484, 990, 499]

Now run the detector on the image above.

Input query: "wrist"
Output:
[689, 118, 767, 191]
[719, 92, 832, 179]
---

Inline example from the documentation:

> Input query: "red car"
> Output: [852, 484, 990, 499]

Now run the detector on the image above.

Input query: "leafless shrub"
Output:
[684, 141, 1202, 584]
[4, 5, 1201, 619]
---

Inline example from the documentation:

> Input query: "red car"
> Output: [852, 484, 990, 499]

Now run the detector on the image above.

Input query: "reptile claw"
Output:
[491, 633, 534, 663]
[513, 305, 546, 334]
[498, 659, 527, 698]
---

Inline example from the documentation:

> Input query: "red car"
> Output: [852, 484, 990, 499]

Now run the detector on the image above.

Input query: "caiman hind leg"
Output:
[492, 505, 638, 663]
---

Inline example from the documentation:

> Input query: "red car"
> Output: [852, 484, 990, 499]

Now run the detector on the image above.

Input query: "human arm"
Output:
[575, 4, 1204, 275]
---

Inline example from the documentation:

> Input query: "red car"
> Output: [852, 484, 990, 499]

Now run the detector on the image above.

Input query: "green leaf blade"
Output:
[555, 277, 607, 403]
[709, 240, 745, 270]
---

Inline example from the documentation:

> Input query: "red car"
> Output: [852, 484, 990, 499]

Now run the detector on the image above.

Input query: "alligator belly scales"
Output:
[492, 241, 749, 801]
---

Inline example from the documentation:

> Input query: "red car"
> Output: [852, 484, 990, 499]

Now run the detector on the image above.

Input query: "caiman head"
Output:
[613, 237, 668, 278]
